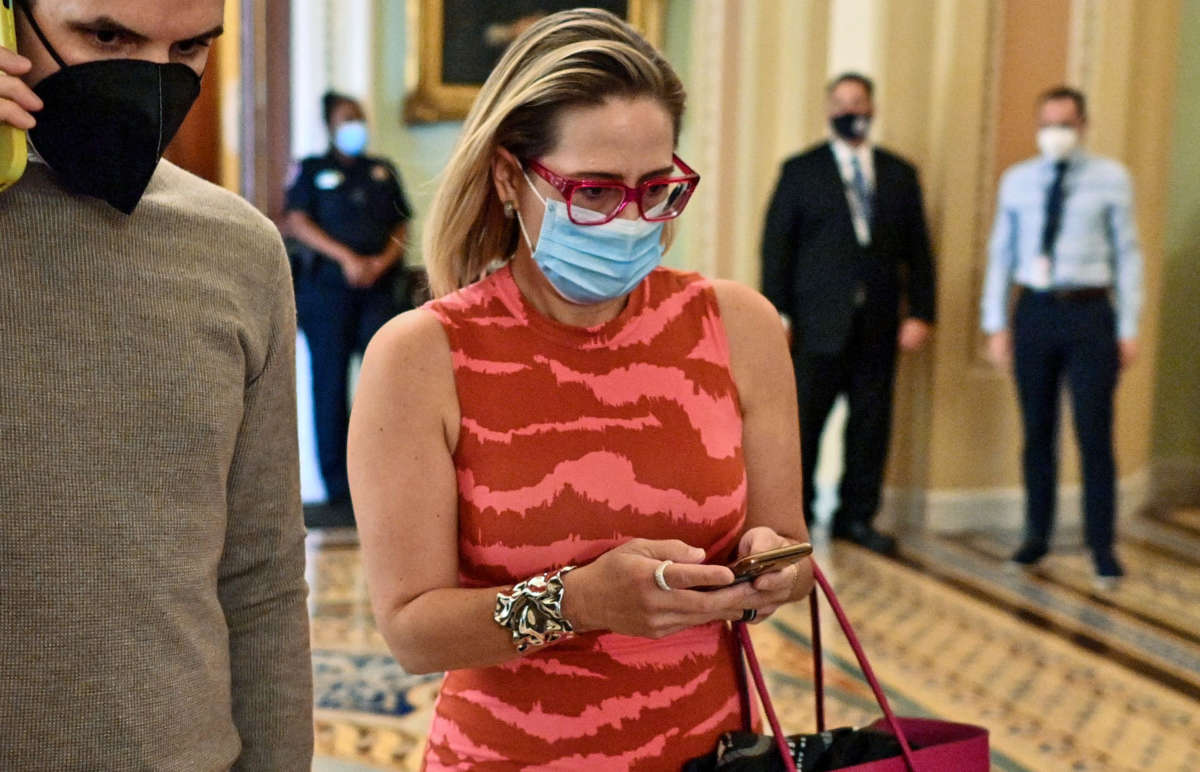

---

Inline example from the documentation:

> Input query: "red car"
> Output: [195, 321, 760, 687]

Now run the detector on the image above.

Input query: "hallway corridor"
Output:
[306, 510, 1199, 771]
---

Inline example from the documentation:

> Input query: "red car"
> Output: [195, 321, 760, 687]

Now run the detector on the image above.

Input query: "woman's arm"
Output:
[347, 310, 509, 673]
[348, 310, 760, 674]
[712, 280, 815, 612]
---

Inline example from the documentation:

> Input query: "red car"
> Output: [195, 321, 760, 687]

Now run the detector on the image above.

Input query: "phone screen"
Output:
[1, 0, 29, 192]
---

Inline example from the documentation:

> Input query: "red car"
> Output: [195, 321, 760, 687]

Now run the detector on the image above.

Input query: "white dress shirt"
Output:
[981, 150, 1143, 338]
[831, 137, 874, 247]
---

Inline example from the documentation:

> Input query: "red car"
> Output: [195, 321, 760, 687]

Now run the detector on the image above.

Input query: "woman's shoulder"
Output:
[360, 307, 457, 404]
[707, 280, 790, 391]
[708, 278, 780, 327]
[364, 307, 452, 370]
[354, 307, 460, 454]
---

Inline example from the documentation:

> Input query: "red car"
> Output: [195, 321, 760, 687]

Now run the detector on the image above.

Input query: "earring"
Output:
[503, 200, 516, 219]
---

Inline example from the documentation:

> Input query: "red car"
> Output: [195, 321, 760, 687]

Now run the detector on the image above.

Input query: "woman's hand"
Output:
[1, 49, 42, 131]
[733, 526, 813, 624]
[561, 538, 764, 639]
[337, 254, 378, 288]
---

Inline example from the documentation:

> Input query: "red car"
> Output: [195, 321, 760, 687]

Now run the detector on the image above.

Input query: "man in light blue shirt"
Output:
[981, 86, 1142, 590]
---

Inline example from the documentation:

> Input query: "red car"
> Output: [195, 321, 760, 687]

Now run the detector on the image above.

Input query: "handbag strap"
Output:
[734, 622, 799, 772]
[731, 623, 753, 733]
[809, 561, 918, 770]
[731, 560, 922, 772]
[810, 591, 825, 732]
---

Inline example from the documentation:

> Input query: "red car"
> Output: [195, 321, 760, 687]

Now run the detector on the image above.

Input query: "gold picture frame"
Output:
[404, 1, 667, 124]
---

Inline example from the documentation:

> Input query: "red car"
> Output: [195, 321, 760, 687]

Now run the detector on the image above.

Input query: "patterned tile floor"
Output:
[307, 511, 1200, 771]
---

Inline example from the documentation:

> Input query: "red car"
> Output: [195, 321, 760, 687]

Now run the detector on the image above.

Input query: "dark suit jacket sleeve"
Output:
[900, 164, 937, 323]
[761, 161, 802, 315]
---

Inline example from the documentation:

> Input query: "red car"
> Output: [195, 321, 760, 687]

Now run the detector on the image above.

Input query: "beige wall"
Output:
[674, 0, 831, 285]
[668, 0, 1181, 531]
[300, 0, 1187, 528]
[217, 0, 242, 190]
[1101, 1, 1177, 497]
[1152, 0, 1200, 508]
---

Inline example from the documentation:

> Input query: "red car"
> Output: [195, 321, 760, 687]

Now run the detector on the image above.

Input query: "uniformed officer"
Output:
[285, 92, 413, 522]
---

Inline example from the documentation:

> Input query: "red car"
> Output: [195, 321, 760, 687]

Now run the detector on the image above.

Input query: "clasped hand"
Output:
[561, 527, 803, 640]
[340, 253, 388, 288]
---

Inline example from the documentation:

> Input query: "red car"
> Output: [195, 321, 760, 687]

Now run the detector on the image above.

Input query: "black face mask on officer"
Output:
[17, 0, 202, 215]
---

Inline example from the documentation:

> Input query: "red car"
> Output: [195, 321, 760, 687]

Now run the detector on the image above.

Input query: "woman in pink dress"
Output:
[348, 9, 813, 769]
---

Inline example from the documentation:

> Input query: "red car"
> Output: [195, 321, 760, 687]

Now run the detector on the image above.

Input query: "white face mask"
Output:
[1037, 126, 1079, 161]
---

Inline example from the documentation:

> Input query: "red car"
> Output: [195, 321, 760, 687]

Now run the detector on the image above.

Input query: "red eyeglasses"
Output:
[524, 154, 701, 226]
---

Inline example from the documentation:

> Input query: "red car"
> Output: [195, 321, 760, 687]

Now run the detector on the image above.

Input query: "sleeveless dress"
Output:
[423, 264, 749, 770]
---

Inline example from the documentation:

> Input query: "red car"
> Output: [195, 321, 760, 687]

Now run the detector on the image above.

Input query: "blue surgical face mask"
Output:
[517, 173, 665, 305]
[333, 121, 369, 156]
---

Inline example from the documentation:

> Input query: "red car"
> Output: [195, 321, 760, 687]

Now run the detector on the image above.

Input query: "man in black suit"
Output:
[761, 72, 937, 554]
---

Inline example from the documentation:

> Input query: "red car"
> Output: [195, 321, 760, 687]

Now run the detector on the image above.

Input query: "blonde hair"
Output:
[423, 8, 687, 297]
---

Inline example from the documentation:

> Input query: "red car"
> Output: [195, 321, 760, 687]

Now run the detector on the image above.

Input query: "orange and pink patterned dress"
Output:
[423, 264, 748, 770]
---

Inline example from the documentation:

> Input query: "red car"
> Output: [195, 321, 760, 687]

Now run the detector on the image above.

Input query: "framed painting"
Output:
[404, 0, 667, 123]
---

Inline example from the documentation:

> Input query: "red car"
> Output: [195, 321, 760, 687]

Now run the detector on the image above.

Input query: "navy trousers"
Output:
[296, 260, 403, 503]
[1012, 290, 1119, 555]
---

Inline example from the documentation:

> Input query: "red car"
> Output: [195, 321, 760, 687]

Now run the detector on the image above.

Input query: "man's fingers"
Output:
[1, 66, 45, 130]
[0, 100, 36, 131]
[0, 49, 33, 75]
[0, 71, 43, 111]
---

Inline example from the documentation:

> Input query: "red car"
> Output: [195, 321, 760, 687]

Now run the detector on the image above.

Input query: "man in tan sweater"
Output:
[0, 1, 312, 768]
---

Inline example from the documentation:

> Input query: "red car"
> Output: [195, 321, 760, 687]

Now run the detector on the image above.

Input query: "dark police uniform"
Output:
[285, 151, 413, 506]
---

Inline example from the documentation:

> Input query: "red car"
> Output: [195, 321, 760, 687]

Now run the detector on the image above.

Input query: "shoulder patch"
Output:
[371, 164, 393, 182]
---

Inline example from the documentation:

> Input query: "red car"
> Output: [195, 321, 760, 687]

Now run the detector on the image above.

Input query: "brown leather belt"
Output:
[1020, 286, 1110, 301]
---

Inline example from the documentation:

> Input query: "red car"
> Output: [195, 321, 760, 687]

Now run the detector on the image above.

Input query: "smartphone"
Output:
[696, 542, 813, 590]
[727, 543, 813, 584]
[1, 0, 29, 193]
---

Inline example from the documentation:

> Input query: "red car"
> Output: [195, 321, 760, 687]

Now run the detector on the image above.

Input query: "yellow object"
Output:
[1, 0, 29, 193]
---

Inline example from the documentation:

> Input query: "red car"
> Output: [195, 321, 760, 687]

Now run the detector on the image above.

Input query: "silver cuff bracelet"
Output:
[493, 565, 577, 652]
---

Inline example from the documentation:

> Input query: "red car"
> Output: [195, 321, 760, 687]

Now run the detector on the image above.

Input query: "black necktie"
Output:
[1040, 160, 1069, 258]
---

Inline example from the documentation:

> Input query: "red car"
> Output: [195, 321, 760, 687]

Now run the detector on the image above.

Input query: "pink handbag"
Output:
[729, 561, 990, 772]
